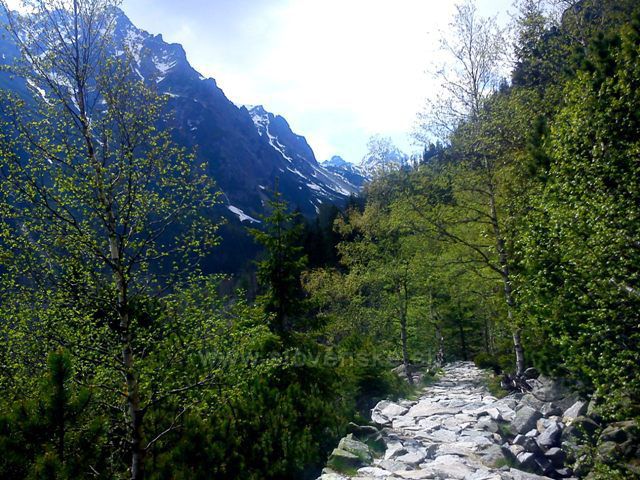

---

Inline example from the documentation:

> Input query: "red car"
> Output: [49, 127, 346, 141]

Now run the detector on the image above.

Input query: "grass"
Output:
[483, 371, 509, 399]
[404, 367, 442, 401]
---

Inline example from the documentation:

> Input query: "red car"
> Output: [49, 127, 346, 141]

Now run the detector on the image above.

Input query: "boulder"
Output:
[561, 416, 599, 444]
[326, 448, 366, 473]
[513, 434, 527, 446]
[477, 416, 499, 433]
[507, 468, 557, 479]
[544, 447, 566, 468]
[503, 443, 526, 462]
[553, 467, 573, 478]
[396, 450, 426, 466]
[540, 403, 563, 418]
[318, 472, 348, 480]
[516, 451, 537, 470]
[377, 459, 407, 472]
[337, 434, 373, 463]
[562, 401, 587, 423]
[519, 394, 545, 412]
[357, 466, 392, 478]
[478, 443, 508, 467]
[512, 406, 543, 435]
[371, 400, 408, 425]
[537, 422, 562, 448]
[347, 423, 385, 455]
[530, 376, 577, 411]
[430, 454, 475, 479]
[521, 436, 543, 456]
[595, 420, 640, 476]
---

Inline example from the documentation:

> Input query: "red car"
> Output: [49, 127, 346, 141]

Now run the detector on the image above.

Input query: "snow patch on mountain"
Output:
[227, 205, 260, 223]
[124, 28, 146, 63]
[245, 105, 360, 200]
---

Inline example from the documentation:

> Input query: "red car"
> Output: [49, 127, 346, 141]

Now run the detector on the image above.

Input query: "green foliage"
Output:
[249, 186, 308, 334]
[518, 13, 640, 419]
[0, 350, 108, 479]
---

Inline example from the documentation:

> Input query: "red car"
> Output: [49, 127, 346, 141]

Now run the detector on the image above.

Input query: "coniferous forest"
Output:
[0, 0, 639, 479]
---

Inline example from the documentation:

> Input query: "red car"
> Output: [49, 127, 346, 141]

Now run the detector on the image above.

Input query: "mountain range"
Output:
[0, 8, 364, 219]
[0, 7, 413, 271]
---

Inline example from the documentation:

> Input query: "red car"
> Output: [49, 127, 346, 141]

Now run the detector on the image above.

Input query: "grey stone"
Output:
[429, 454, 475, 479]
[507, 467, 555, 479]
[357, 466, 392, 477]
[522, 436, 543, 455]
[396, 450, 426, 466]
[562, 401, 587, 423]
[512, 406, 543, 434]
[478, 444, 507, 467]
[337, 434, 373, 463]
[513, 434, 526, 446]
[561, 416, 599, 444]
[540, 403, 563, 418]
[371, 400, 408, 425]
[595, 420, 640, 474]
[503, 443, 526, 461]
[516, 451, 537, 469]
[534, 455, 555, 475]
[385, 442, 407, 459]
[377, 458, 407, 472]
[477, 416, 499, 433]
[318, 473, 348, 480]
[544, 447, 566, 468]
[326, 448, 366, 472]
[537, 422, 562, 448]
[394, 469, 437, 479]
[519, 393, 545, 411]
[554, 467, 574, 478]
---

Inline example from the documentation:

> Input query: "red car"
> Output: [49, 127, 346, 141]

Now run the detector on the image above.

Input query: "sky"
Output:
[10, 0, 514, 163]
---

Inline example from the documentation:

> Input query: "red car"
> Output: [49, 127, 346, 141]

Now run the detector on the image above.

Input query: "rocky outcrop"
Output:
[319, 362, 568, 480]
[590, 420, 640, 478]
[319, 362, 640, 480]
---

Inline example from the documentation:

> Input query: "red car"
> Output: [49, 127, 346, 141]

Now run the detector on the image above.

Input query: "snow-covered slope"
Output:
[0, 8, 358, 222]
[244, 105, 359, 211]
[320, 156, 369, 189]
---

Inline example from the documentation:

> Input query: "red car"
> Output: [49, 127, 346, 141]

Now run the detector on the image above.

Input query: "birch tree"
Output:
[0, 1, 219, 478]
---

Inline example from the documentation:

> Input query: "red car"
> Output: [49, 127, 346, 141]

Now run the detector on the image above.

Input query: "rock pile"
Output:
[319, 362, 584, 480]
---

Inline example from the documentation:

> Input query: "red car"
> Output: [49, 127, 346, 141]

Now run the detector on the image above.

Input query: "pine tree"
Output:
[249, 185, 307, 335]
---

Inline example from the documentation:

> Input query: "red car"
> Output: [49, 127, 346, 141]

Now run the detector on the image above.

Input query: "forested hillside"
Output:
[315, 0, 640, 415]
[0, 0, 638, 479]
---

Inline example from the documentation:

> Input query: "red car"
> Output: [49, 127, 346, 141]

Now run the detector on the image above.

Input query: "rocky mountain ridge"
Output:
[0, 7, 358, 223]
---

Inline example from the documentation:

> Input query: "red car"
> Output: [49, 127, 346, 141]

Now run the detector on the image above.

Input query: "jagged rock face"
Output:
[244, 105, 359, 209]
[0, 8, 357, 222]
[321, 156, 369, 190]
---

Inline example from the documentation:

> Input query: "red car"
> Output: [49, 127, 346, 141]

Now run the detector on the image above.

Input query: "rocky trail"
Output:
[319, 362, 588, 480]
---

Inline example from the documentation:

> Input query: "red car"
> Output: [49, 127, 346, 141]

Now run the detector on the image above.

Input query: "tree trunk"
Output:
[487, 176, 525, 376]
[436, 324, 445, 367]
[115, 267, 145, 480]
[400, 281, 413, 385]
[429, 292, 445, 367]
[400, 313, 413, 384]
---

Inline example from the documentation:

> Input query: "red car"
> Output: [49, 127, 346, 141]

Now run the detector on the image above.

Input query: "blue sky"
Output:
[125, 0, 512, 163]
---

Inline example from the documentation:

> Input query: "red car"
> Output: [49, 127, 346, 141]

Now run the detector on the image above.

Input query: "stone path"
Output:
[320, 361, 558, 480]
